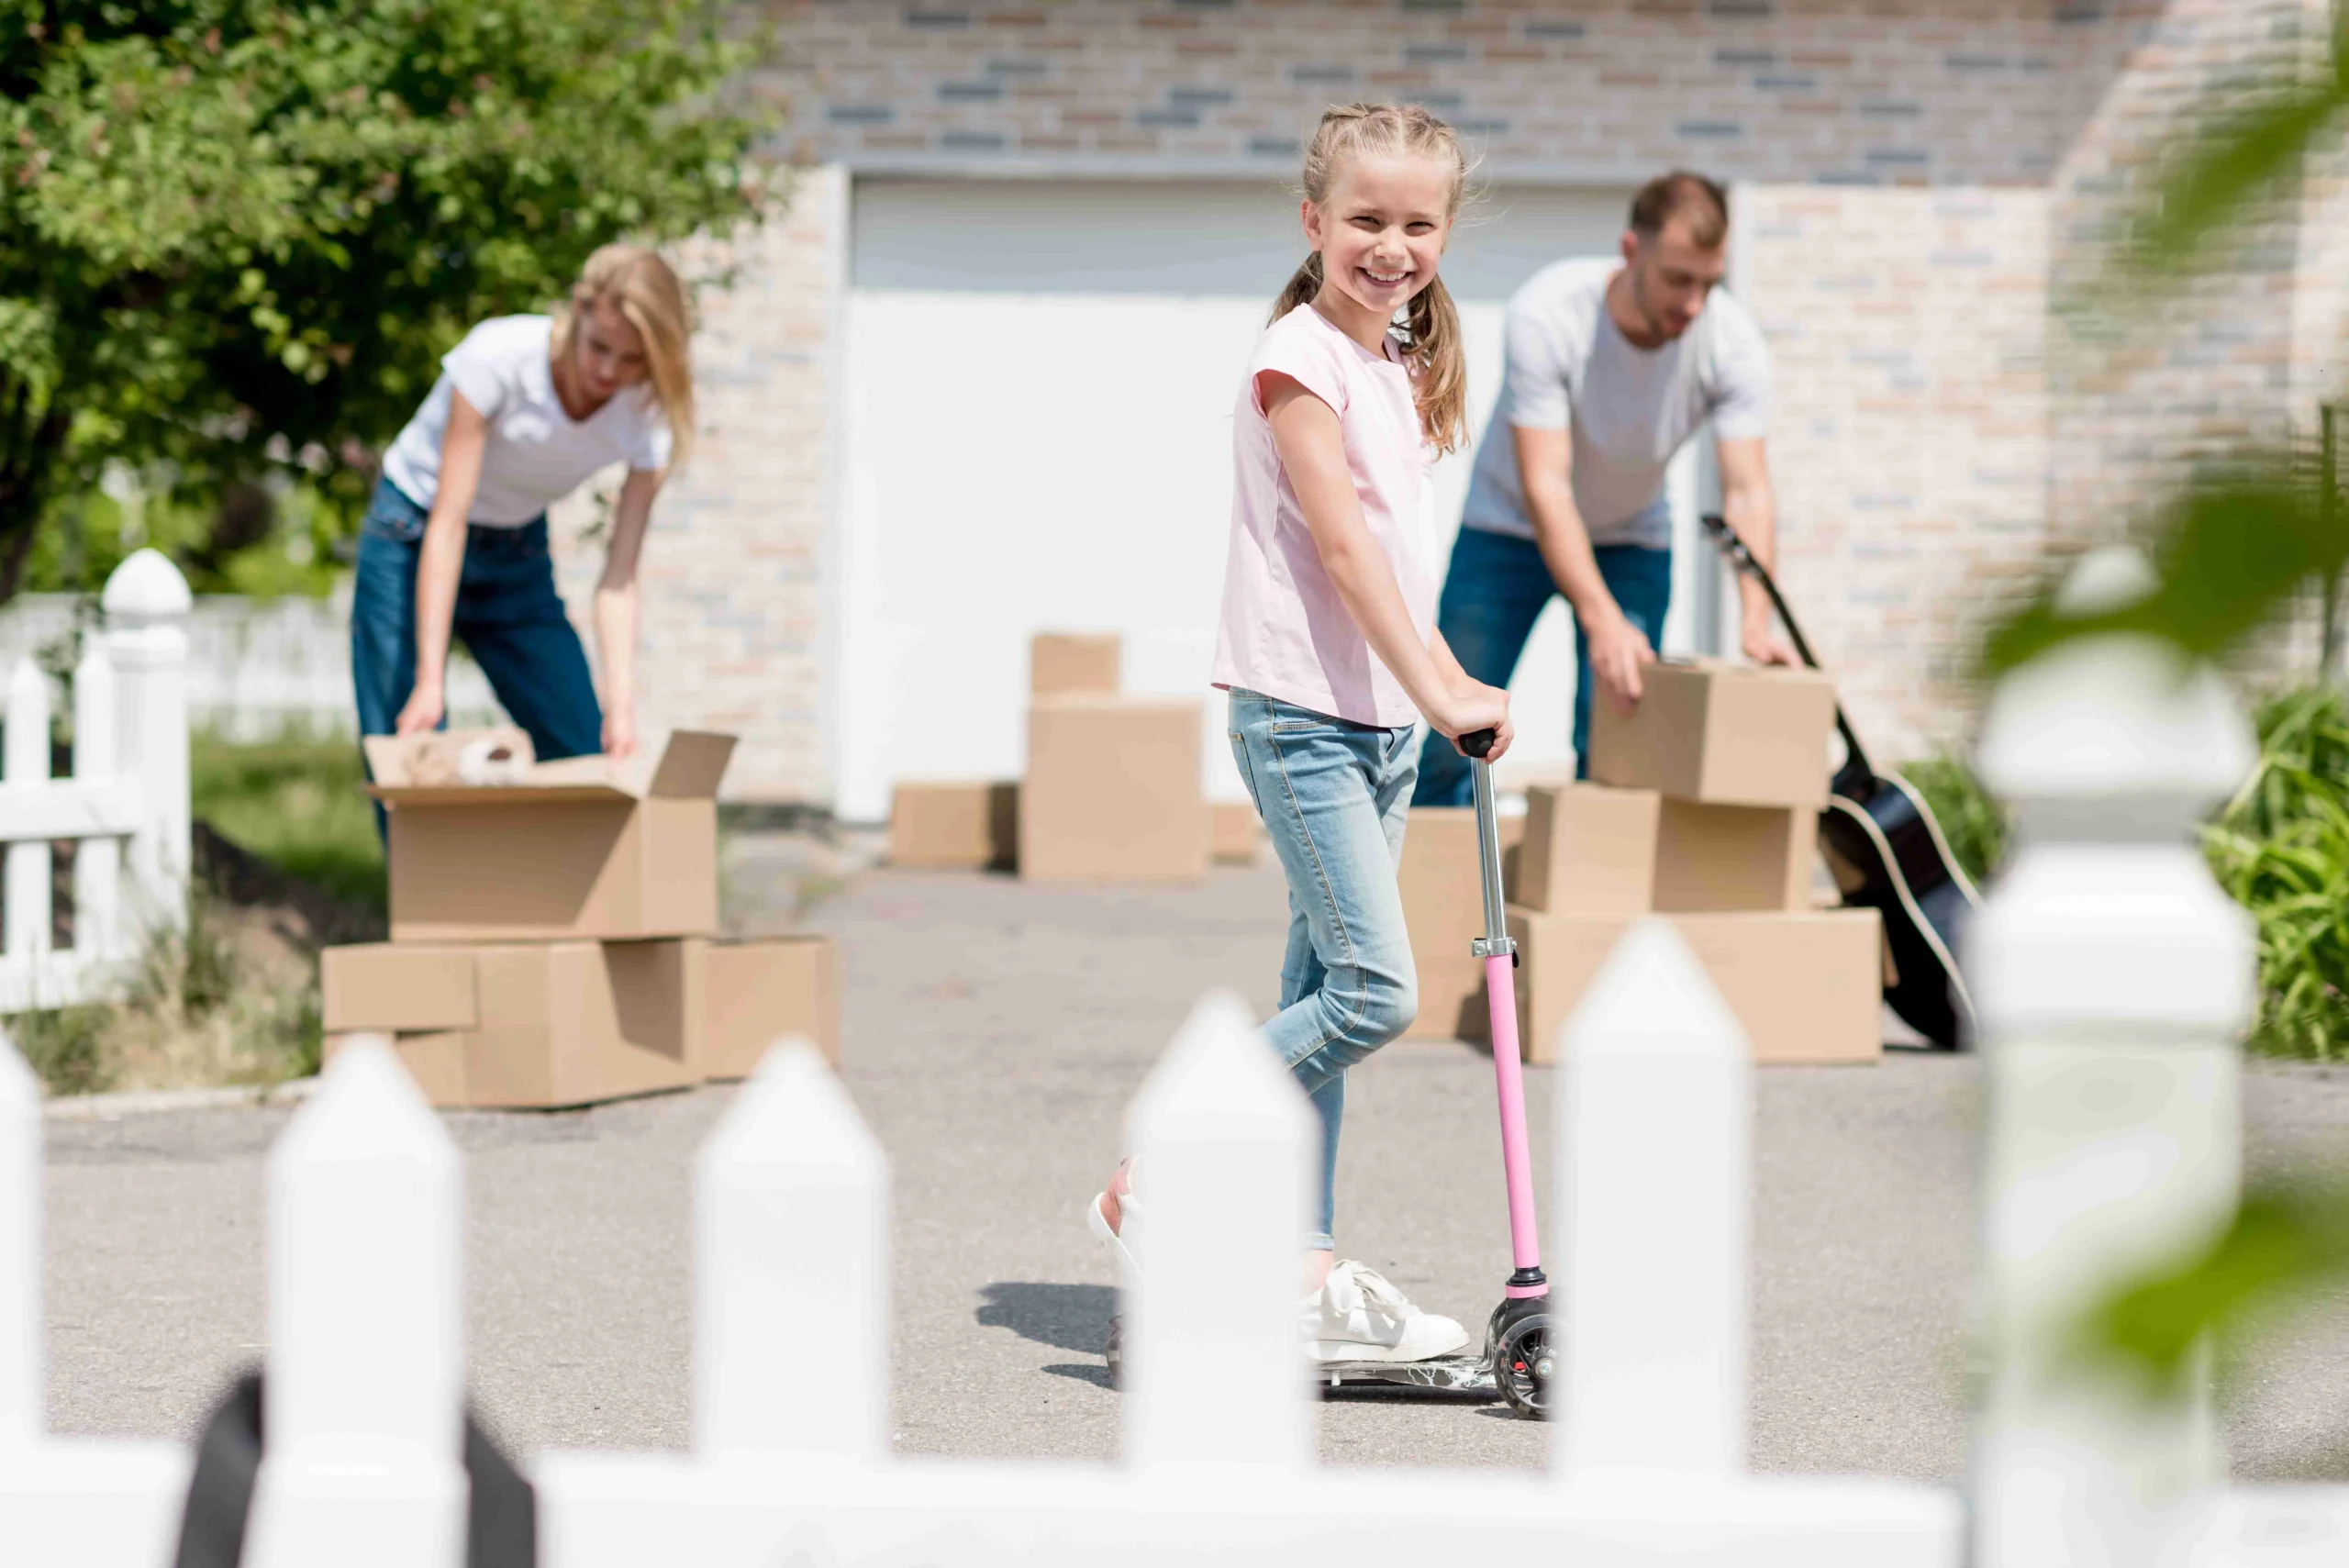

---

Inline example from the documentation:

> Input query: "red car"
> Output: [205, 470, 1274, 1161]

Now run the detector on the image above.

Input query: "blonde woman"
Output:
[353, 244, 692, 784]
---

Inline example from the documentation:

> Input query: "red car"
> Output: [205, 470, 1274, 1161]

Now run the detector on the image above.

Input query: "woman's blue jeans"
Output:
[1412, 524, 1674, 806]
[1227, 688, 1420, 1251]
[351, 478, 603, 829]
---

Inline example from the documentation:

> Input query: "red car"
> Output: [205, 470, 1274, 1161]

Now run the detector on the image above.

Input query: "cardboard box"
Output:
[1030, 632, 1121, 695]
[1512, 784, 1660, 914]
[323, 939, 704, 1108]
[1020, 697, 1208, 883]
[1212, 801, 1264, 865]
[891, 781, 1018, 869]
[700, 935, 841, 1079]
[369, 731, 734, 942]
[1652, 798, 1820, 912]
[1399, 806, 1525, 1040]
[1586, 660, 1838, 808]
[1502, 907, 1882, 1066]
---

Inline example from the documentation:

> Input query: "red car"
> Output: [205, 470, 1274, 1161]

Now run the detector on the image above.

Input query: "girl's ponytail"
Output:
[1404, 273, 1468, 455]
[1274, 101, 1475, 452]
[1272, 252, 1325, 323]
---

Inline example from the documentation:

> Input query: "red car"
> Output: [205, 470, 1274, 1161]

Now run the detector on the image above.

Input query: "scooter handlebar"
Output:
[1458, 728, 1497, 759]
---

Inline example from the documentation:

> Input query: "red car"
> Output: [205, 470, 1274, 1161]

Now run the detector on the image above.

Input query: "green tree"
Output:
[0, 0, 771, 600]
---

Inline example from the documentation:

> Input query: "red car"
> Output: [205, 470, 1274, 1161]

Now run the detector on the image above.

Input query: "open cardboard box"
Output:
[368, 730, 735, 941]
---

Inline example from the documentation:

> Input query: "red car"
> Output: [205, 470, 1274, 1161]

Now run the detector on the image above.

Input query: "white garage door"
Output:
[835, 177, 1713, 821]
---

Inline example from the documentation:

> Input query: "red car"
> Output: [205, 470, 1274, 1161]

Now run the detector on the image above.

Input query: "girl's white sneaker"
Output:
[1299, 1260, 1469, 1363]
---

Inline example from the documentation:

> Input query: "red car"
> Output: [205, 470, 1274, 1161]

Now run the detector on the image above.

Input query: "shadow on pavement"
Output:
[976, 1282, 1115, 1355]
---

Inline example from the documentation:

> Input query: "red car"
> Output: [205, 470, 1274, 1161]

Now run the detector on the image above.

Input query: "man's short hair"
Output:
[1629, 172, 1730, 247]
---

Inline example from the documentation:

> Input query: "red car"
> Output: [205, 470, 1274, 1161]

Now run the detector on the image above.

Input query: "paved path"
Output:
[40, 847, 2349, 1478]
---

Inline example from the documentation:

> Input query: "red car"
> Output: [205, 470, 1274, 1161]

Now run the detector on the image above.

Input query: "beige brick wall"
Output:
[1742, 184, 2051, 762]
[586, 0, 2339, 803]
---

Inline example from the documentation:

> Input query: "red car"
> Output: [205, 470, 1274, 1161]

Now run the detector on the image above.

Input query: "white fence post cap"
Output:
[1563, 918, 1745, 1061]
[703, 1040, 885, 1178]
[1976, 550, 2253, 825]
[99, 550, 193, 621]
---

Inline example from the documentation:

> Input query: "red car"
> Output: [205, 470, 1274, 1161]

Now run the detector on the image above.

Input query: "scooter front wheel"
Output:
[1493, 1312, 1560, 1420]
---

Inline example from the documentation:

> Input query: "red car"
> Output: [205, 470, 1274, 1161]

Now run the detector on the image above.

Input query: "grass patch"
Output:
[192, 729, 384, 910]
[1899, 754, 2009, 885]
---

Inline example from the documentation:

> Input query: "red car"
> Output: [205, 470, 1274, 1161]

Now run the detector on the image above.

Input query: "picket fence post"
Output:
[1124, 990, 1315, 1474]
[241, 1038, 468, 1568]
[695, 1041, 889, 1463]
[1555, 918, 1750, 1485]
[1968, 550, 2259, 1568]
[100, 549, 192, 939]
[69, 642, 120, 967]
[4, 661, 53, 983]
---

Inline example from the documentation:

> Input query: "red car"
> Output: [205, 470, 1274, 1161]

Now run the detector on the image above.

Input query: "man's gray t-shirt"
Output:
[1460, 257, 1772, 550]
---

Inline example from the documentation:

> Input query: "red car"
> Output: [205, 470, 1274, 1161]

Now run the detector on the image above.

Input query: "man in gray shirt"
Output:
[1414, 171, 1797, 806]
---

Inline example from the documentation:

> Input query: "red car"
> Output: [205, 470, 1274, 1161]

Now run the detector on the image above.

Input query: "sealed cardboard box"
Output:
[369, 730, 734, 942]
[1399, 806, 1525, 1039]
[323, 939, 703, 1108]
[1504, 907, 1881, 1066]
[1021, 696, 1208, 883]
[1212, 801, 1264, 865]
[700, 935, 841, 1079]
[891, 781, 1018, 869]
[1030, 632, 1121, 695]
[1513, 783, 1660, 914]
[1586, 661, 1837, 808]
[1652, 798, 1820, 912]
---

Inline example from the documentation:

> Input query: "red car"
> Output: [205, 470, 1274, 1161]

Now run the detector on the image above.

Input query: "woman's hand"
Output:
[1431, 680, 1513, 762]
[602, 706, 638, 760]
[395, 679, 445, 738]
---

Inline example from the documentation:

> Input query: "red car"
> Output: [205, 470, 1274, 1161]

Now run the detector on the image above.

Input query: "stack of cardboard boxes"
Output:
[889, 632, 1263, 879]
[1404, 661, 1884, 1064]
[322, 729, 840, 1108]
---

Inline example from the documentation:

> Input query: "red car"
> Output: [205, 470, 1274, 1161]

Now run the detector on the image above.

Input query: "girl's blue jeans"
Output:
[350, 477, 604, 832]
[1226, 688, 1421, 1252]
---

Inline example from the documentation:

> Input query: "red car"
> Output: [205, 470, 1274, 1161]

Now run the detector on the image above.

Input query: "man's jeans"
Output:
[351, 478, 603, 830]
[1413, 525, 1673, 807]
[1227, 688, 1419, 1252]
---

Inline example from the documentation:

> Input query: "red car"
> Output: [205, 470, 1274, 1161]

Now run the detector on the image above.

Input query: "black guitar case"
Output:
[1700, 516, 1981, 1050]
[173, 1370, 535, 1568]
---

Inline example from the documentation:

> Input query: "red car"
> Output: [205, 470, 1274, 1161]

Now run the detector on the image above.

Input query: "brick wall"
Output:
[1742, 184, 2052, 761]
[590, 0, 2338, 803]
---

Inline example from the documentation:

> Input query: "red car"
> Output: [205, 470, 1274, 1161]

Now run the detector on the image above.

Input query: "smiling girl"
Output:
[1091, 105, 1514, 1367]
[353, 244, 692, 784]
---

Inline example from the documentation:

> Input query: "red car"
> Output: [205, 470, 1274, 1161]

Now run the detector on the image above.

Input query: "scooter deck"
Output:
[1316, 1355, 1497, 1396]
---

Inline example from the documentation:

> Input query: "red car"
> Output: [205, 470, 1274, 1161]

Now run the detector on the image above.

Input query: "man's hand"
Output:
[395, 680, 445, 738]
[1742, 619, 1801, 668]
[602, 706, 638, 760]
[1586, 609, 1654, 714]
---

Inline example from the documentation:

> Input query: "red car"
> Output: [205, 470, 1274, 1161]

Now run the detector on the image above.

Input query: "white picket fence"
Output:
[5, 550, 2349, 1565]
[0, 550, 194, 1015]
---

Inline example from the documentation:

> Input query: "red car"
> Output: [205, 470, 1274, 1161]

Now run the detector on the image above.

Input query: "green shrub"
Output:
[191, 729, 384, 911]
[2204, 686, 2349, 1061]
[1898, 755, 2009, 885]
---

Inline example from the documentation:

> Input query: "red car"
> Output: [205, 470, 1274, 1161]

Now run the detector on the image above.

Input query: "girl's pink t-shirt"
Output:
[1211, 304, 1438, 729]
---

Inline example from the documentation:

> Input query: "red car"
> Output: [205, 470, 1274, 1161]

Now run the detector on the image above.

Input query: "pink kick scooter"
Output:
[1319, 728, 1557, 1418]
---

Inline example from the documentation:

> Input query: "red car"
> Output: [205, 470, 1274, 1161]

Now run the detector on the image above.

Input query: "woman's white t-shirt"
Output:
[380, 315, 674, 527]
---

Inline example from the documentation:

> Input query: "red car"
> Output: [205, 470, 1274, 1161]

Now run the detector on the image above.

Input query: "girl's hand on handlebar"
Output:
[1432, 683, 1510, 760]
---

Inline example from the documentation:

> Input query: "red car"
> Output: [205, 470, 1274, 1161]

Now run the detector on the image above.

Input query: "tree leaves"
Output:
[0, 0, 770, 595]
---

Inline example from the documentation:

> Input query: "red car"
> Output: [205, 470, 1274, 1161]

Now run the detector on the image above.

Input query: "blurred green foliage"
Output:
[0, 0, 773, 600]
[192, 728, 384, 909]
[1898, 755, 2008, 887]
[2206, 686, 2349, 1061]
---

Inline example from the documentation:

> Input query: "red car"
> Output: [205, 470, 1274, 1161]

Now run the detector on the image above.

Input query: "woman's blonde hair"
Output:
[551, 243, 696, 468]
[1272, 103, 1472, 453]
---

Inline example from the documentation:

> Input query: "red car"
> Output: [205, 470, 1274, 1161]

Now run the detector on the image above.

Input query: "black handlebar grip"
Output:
[1459, 728, 1497, 759]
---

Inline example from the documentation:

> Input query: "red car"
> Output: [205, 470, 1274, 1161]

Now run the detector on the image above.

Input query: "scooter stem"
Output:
[1461, 734, 1546, 1297]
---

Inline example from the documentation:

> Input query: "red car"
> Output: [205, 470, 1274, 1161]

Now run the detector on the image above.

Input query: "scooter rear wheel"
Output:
[1493, 1313, 1559, 1420]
